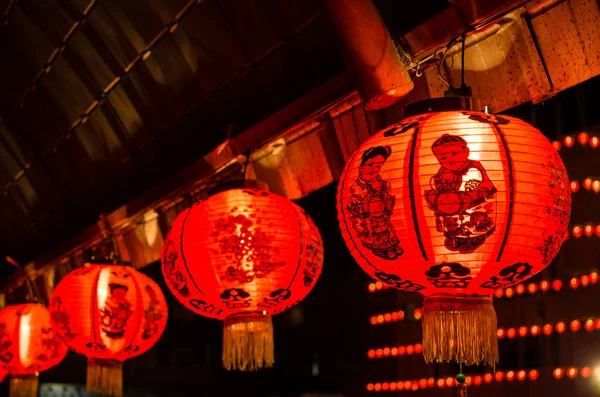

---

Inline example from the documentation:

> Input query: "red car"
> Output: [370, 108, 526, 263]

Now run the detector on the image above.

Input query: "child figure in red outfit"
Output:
[100, 283, 132, 339]
[425, 134, 497, 253]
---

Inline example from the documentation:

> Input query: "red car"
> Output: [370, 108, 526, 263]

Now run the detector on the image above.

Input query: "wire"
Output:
[461, 32, 467, 88]
[243, 149, 254, 180]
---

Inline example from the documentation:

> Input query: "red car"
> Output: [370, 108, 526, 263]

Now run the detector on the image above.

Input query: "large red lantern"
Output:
[0, 304, 68, 397]
[162, 180, 324, 371]
[50, 264, 168, 397]
[337, 98, 571, 366]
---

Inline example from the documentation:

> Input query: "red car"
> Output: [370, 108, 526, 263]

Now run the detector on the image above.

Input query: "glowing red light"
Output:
[556, 322, 566, 333]
[553, 141, 561, 150]
[474, 376, 482, 386]
[411, 381, 418, 391]
[375, 281, 383, 290]
[377, 315, 384, 324]
[465, 376, 472, 386]
[414, 343, 422, 354]
[374, 383, 381, 392]
[413, 308, 422, 320]
[391, 347, 398, 356]
[437, 379, 445, 388]
[368, 284, 376, 293]
[483, 374, 493, 384]
[398, 346, 406, 356]
[581, 367, 592, 378]
[495, 371, 504, 382]
[581, 275, 590, 286]
[593, 180, 600, 193]
[428, 377, 435, 388]
[596, 227, 600, 237]
[530, 325, 541, 336]
[570, 181, 580, 193]
[564, 136, 575, 147]
[591, 136, 600, 148]
[497, 328, 505, 339]
[397, 310, 405, 320]
[405, 380, 412, 390]
[540, 280, 550, 291]
[592, 272, 599, 283]
[445, 377, 454, 387]
[528, 369, 539, 380]
[382, 382, 389, 391]
[506, 371, 515, 382]
[384, 313, 391, 322]
[543, 324, 553, 335]
[383, 347, 390, 356]
[552, 280, 563, 291]
[397, 381, 404, 391]
[527, 283, 538, 294]
[517, 370, 526, 381]
[494, 289, 504, 298]
[367, 383, 374, 391]
[370, 316, 378, 325]
[583, 178, 593, 190]
[570, 278, 580, 289]
[368, 350, 375, 359]
[376, 349, 383, 358]
[406, 345, 414, 355]
[505, 287, 514, 298]
[389, 382, 397, 391]
[507, 328, 517, 339]
[516, 284, 525, 295]
[518, 326, 528, 337]
[584, 225, 594, 237]
[567, 367, 577, 379]
[553, 368, 564, 379]
[570, 320, 581, 332]
[391, 312, 399, 321]
[578, 132, 589, 144]
[585, 319, 595, 332]
[572, 227, 582, 238]
[594, 367, 600, 376]
[419, 379, 428, 389]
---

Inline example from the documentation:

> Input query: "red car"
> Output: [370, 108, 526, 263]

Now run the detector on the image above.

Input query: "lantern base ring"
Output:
[223, 313, 274, 371]
[87, 358, 123, 397]
[422, 294, 499, 367]
[9, 375, 39, 397]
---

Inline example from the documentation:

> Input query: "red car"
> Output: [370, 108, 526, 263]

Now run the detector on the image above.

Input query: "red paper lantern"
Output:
[337, 99, 571, 366]
[162, 180, 324, 371]
[0, 304, 68, 397]
[50, 265, 168, 396]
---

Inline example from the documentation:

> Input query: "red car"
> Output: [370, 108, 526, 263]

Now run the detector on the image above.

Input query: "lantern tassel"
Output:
[223, 313, 274, 371]
[87, 358, 123, 397]
[422, 294, 498, 367]
[9, 375, 39, 397]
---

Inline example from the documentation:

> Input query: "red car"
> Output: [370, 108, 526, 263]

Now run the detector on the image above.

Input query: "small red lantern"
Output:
[162, 180, 324, 371]
[337, 98, 571, 366]
[0, 304, 68, 397]
[50, 265, 168, 396]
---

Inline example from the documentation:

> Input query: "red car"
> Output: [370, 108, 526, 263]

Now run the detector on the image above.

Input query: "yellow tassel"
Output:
[87, 359, 123, 397]
[9, 375, 38, 397]
[422, 294, 498, 367]
[223, 313, 274, 371]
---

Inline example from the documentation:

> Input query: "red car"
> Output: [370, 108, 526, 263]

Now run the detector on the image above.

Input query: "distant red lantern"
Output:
[0, 304, 68, 397]
[162, 180, 324, 371]
[50, 265, 168, 396]
[337, 99, 571, 366]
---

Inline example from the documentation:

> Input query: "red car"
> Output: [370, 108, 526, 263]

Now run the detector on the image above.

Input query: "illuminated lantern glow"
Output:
[0, 304, 68, 397]
[162, 180, 324, 371]
[540, 280, 550, 291]
[337, 99, 571, 366]
[49, 265, 168, 396]
[528, 369, 539, 380]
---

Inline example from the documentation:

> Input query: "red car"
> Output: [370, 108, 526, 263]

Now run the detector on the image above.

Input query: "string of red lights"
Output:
[366, 366, 600, 392]
[552, 133, 599, 150]
[368, 270, 599, 297]
[368, 318, 600, 359]
[570, 179, 600, 193]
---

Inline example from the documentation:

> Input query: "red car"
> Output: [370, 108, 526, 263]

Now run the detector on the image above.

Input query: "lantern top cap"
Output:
[207, 179, 269, 196]
[402, 97, 490, 119]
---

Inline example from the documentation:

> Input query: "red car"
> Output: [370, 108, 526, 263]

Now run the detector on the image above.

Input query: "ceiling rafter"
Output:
[0, 0, 18, 30]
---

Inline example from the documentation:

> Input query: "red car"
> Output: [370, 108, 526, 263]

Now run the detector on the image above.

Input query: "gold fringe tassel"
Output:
[87, 358, 123, 397]
[223, 313, 274, 371]
[9, 375, 38, 397]
[422, 294, 499, 367]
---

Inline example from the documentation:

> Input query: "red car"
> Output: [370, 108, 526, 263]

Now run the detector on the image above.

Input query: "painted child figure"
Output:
[425, 134, 497, 253]
[346, 146, 404, 260]
[100, 283, 132, 339]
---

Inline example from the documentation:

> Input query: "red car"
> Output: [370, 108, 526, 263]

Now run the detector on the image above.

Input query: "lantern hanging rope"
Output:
[162, 178, 324, 371]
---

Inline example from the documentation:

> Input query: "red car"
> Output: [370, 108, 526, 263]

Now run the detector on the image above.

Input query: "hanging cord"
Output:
[242, 148, 255, 180]
[99, 215, 124, 266]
